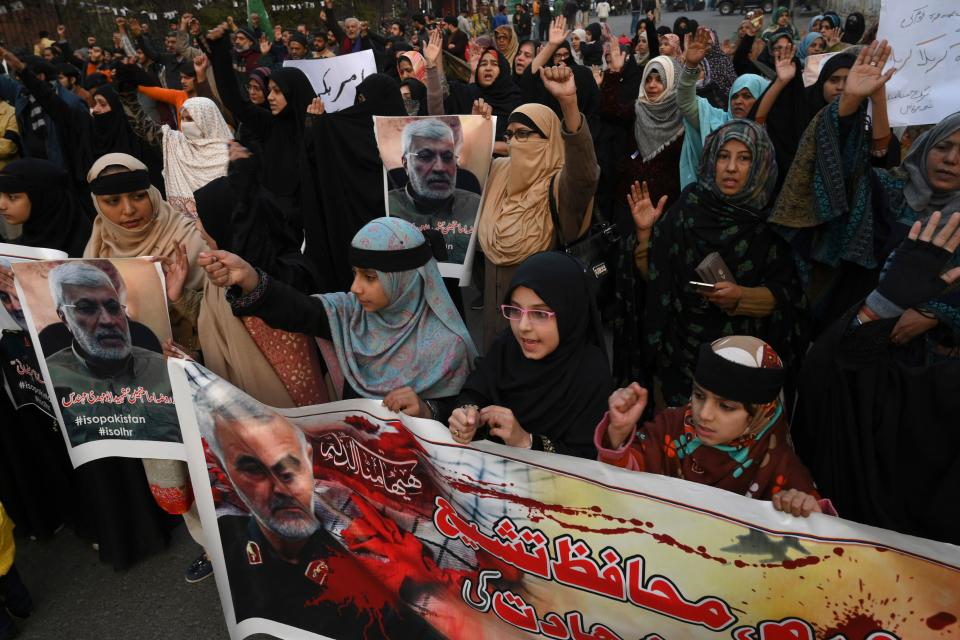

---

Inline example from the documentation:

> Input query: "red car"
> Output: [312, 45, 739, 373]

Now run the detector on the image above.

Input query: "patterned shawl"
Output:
[161, 97, 232, 217]
[646, 123, 802, 406]
[319, 218, 478, 399]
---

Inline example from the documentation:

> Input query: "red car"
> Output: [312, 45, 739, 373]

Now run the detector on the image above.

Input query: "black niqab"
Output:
[458, 252, 613, 459]
[91, 86, 164, 194]
[0, 158, 91, 257]
[302, 74, 406, 291]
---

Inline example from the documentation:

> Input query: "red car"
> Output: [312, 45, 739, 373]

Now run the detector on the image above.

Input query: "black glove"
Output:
[871, 238, 953, 314]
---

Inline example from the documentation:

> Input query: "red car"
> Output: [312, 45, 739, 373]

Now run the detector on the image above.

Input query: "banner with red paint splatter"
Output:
[169, 361, 960, 640]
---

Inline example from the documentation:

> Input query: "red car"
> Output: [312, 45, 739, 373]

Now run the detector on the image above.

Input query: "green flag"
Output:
[246, 0, 273, 35]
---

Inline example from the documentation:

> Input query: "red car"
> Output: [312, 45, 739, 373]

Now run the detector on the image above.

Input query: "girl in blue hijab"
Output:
[677, 32, 771, 188]
[204, 217, 478, 418]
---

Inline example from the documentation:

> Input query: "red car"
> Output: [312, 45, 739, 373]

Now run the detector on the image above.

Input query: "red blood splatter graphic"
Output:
[927, 612, 957, 630]
[820, 611, 887, 638]
[833, 547, 844, 556]
[446, 478, 852, 570]
[778, 556, 820, 570]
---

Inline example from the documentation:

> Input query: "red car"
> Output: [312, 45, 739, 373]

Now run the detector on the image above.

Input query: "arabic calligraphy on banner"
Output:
[170, 361, 960, 640]
[283, 49, 378, 112]
[879, 0, 960, 126]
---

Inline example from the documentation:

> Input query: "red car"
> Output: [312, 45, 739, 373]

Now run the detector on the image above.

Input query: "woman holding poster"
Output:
[82, 153, 210, 577]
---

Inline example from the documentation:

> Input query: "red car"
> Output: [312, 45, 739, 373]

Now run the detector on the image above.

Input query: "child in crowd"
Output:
[595, 335, 835, 518]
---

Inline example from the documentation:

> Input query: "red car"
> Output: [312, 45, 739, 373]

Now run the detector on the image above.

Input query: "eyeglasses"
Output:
[500, 304, 556, 323]
[61, 300, 126, 318]
[408, 149, 458, 164]
[502, 129, 543, 142]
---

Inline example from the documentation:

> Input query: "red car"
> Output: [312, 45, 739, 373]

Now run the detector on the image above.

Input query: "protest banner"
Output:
[13, 257, 185, 467]
[375, 115, 495, 283]
[284, 50, 378, 113]
[170, 360, 960, 640]
[879, 0, 960, 126]
[0, 243, 67, 417]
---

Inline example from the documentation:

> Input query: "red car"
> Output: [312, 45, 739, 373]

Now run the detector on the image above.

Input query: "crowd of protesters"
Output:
[0, 2, 958, 636]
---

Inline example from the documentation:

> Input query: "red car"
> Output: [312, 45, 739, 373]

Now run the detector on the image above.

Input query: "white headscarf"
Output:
[161, 97, 232, 217]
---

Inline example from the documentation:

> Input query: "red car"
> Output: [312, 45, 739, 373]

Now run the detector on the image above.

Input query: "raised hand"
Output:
[627, 181, 667, 232]
[591, 64, 603, 87]
[548, 16, 569, 46]
[468, 39, 483, 72]
[540, 65, 576, 102]
[192, 52, 209, 75]
[206, 24, 228, 41]
[259, 34, 271, 55]
[306, 96, 325, 115]
[0, 47, 25, 73]
[872, 211, 960, 313]
[607, 43, 626, 73]
[157, 242, 190, 303]
[824, 25, 843, 47]
[129, 19, 142, 38]
[843, 39, 895, 99]
[684, 26, 711, 69]
[774, 41, 796, 84]
[605, 382, 648, 449]
[424, 28, 443, 67]
[472, 98, 492, 118]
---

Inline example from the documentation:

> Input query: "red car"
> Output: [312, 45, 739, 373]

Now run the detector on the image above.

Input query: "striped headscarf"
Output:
[697, 119, 778, 212]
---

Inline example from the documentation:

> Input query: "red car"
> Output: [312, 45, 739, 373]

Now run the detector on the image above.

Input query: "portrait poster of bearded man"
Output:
[11, 257, 185, 466]
[376, 114, 495, 283]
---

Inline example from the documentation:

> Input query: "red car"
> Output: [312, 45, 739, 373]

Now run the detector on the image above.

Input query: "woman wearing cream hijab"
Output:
[477, 66, 598, 349]
[84, 152, 314, 582]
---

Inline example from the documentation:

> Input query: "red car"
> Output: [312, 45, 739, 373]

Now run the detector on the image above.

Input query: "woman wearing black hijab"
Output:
[400, 78, 429, 116]
[0, 159, 91, 257]
[426, 45, 522, 141]
[842, 12, 866, 45]
[302, 74, 407, 291]
[445, 252, 613, 459]
[205, 28, 315, 227]
[194, 148, 319, 292]
[518, 17, 599, 130]
[0, 159, 87, 541]
[89, 86, 164, 194]
[581, 23, 604, 66]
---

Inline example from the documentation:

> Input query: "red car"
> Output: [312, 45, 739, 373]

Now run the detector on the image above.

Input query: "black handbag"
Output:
[547, 175, 621, 291]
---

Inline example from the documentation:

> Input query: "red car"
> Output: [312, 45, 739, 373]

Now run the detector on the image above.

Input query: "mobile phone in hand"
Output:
[689, 280, 716, 291]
